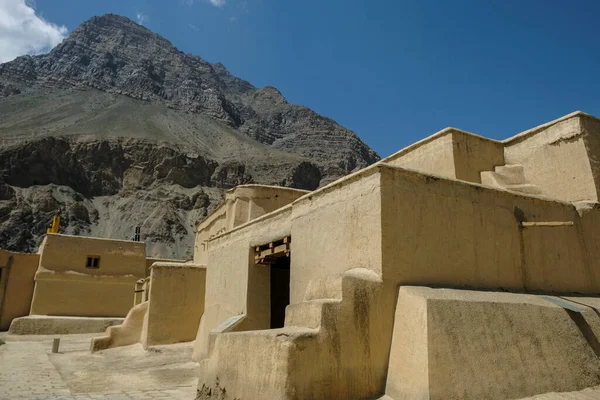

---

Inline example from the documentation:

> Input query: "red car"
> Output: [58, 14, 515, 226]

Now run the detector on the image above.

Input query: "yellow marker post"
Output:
[47, 216, 60, 234]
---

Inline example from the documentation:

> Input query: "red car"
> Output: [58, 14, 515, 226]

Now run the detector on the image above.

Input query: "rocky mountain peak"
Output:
[59, 14, 180, 61]
[0, 13, 379, 257]
[253, 86, 288, 106]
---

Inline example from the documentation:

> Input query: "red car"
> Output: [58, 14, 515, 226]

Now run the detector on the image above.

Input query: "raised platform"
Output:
[385, 287, 600, 400]
[9, 315, 124, 335]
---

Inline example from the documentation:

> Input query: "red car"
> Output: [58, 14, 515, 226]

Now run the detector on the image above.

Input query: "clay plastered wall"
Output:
[38, 234, 146, 276]
[30, 275, 138, 317]
[0, 252, 39, 330]
[145, 257, 186, 278]
[194, 186, 307, 265]
[385, 285, 429, 398]
[30, 234, 146, 317]
[383, 130, 504, 185]
[383, 132, 456, 180]
[290, 170, 383, 304]
[231, 197, 250, 228]
[380, 165, 600, 294]
[504, 116, 598, 202]
[386, 287, 600, 400]
[576, 202, 600, 290]
[246, 186, 308, 221]
[453, 132, 504, 183]
[194, 207, 294, 359]
[581, 116, 600, 201]
[194, 204, 228, 265]
[143, 264, 206, 347]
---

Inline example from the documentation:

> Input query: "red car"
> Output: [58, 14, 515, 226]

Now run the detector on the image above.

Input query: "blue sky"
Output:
[4, 0, 600, 157]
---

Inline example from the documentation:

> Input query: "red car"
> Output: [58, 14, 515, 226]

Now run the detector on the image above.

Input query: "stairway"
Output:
[480, 164, 543, 195]
[197, 269, 385, 400]
[284, 275, 343, 329]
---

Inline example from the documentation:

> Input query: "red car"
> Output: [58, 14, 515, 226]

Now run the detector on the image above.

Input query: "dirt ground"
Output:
[0, 332, 198, 399]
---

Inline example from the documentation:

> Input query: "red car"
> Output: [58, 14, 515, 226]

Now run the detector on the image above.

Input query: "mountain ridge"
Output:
[0, 14, 379, 257]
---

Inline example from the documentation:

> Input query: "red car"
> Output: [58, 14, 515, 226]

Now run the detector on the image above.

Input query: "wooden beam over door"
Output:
[254, 236, 291, 265]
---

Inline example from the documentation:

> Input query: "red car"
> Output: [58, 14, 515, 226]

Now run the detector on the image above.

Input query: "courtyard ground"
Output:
[0, 332, 197, 400]
[2, 331, 600, 400]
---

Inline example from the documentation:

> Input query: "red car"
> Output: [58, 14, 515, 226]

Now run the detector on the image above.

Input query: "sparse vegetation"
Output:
[0, 339, 5, 346]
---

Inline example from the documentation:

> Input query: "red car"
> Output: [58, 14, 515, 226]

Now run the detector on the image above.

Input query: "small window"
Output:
[86, 256, 100, 269]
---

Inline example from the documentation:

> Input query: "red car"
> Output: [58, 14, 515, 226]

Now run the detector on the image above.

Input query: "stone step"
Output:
[480, 171, 504, 188]
[481, 173, 543, 196]
[285, 299, 338, 329]
[481, 166, 543, 196]
[495, 164, 525, 177]
[303, 276, 343, 301]
[493, 164, 526, 185]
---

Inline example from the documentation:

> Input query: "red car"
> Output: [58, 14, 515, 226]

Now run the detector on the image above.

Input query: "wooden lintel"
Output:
[521, 221, 574, 228]
[254, 236, 292, 265]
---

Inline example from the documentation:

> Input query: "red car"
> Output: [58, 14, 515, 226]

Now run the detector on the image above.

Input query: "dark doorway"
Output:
[270, 256, 290, 329]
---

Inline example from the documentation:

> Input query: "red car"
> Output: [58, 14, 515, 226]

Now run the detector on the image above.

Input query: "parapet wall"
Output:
[382, 112, 600, 203]
[504, 112, 600, 202]
[194, 185, 308, 265]
[142, 262, 206, 347]
[145, 257, 186, 278]
[382, 128, 504, 185]
[380, 164, 600, 294]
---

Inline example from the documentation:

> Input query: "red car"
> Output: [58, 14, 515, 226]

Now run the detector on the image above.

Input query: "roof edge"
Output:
[45, 233, 145, 245]
[503, 111, 600, 144]
[224, 184, 310, 194]
[381, 127, 501, 164]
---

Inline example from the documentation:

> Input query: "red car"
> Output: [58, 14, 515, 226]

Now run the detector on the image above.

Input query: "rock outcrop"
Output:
[0, 14, 379, 257]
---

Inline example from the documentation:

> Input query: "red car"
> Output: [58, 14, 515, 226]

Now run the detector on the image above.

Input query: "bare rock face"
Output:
[0, 14, 379, 258]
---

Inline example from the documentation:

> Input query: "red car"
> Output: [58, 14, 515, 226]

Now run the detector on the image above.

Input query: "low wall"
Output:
[91, 302, 148, 352]
[453, 131, 504, 183]
[382, 129, 504, 185]
[0, 252, 40, 330]
[145, 257, 186, 278]
[382, 130, 457, 179]
[142, 263, 206, 348]
[386, 287, 600, 399]
[0, 251, 40, 330]
[10, 315, 124, 335]
[31, 275, 139, 317]
[504, 113, 599, 202]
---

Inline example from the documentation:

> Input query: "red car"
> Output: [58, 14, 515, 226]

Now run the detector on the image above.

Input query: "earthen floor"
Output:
[0, 333, 197, 400]
[2, 332, 600, 400]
